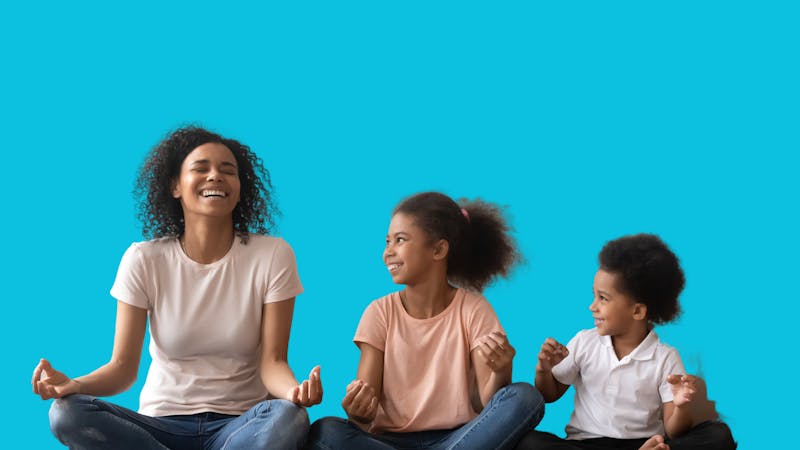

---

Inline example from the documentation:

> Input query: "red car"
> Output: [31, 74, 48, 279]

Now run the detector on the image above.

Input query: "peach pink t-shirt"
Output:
[354, 288, 503, 433]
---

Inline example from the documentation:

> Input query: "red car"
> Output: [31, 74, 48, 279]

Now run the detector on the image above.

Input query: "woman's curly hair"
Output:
[134, 126, 278, 240]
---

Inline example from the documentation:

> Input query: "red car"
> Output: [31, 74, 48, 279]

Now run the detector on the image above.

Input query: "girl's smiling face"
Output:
[172, 142, 241, 221]
[383, 213, 440, 286]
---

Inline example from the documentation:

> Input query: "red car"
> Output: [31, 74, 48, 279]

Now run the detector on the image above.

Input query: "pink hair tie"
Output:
[461, 208, 471, 223]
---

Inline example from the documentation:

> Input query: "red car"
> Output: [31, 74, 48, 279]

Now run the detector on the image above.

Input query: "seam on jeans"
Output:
[86, 396, 196, 437]
[220, 414, 261, 450]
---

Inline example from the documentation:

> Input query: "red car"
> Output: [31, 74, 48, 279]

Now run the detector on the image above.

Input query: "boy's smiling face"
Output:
[590, 269, 647, 337]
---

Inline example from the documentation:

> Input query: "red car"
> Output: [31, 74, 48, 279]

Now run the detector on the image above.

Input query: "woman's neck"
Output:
[401, 280, 458, 319]
[181, 218, 235, 264]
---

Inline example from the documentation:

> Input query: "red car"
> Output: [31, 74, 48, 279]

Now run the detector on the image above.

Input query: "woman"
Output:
[32, 126, 321, 449]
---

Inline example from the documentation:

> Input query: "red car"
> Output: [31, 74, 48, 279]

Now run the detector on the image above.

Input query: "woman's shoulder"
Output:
[124, 236, 177, 256]
[241, 233, 293, 251]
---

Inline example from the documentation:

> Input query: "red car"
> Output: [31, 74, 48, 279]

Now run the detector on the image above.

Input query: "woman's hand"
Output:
[32, 359, 80, 400]
[478, 331, 515, 373]
[342, 379, 378, 424]
[286, 366, 323, 407]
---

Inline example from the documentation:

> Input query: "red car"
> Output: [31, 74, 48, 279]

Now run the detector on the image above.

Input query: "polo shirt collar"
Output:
[598, 328, 660, 361]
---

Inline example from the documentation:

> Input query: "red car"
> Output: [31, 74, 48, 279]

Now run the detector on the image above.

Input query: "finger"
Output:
[343, 382, 362, 406]
[478, 347, 495, 369]
[481, 341, 501, 359]
[352, 382, 374, 412]
[300, 380, 311, 405]
[40, 359, 56, 378]
[366, 395, 378, 417]
[486, 331, 508, 347]
[38, 381, 53, 400]
[308, 369, 320, 402]
[32, 359, 46, 392]
[666, 374, 682, 385]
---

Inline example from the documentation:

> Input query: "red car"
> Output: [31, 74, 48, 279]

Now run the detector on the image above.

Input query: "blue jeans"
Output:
[49, 394, 310, 450]
[306, 382, 545, 450]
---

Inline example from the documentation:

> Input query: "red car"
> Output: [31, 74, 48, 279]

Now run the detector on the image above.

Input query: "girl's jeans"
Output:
[306, 382, 545, 450]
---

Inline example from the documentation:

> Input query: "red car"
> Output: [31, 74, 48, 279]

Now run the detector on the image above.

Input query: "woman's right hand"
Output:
[32, 359, 80, 400]
[536, 337, 568, 373]
[342, 379, 378, 424]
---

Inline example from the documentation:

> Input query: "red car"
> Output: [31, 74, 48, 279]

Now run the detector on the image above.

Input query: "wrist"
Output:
[72, 378, 82, 395]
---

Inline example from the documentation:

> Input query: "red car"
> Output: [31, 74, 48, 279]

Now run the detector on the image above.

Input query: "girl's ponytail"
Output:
[393, 192, 521, 292]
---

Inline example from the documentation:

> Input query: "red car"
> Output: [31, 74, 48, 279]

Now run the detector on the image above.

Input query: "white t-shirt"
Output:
[110, 234, 303, 417]
[552, 328, 685, 440]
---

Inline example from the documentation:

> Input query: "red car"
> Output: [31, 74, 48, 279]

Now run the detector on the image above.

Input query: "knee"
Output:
[500, 383, 545, 418]
[240, 400, 309, 450]
[307, 417, 353, 449]
[700, 421, 737, 450]
[48, 395, 95, 441]
[309, 416, 348, 437]
[264, 399, 310, 433]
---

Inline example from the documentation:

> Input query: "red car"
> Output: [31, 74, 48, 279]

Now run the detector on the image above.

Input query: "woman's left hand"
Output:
[478, 331, 515, 373]
[287, 365, 323, 407]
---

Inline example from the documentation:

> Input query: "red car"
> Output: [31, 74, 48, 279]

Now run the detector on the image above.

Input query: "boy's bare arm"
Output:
[535, 337, 571, 403]
[663, 374, 717, 438]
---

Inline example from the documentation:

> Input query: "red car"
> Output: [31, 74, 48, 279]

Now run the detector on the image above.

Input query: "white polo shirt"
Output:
[552, 328, 685, 440]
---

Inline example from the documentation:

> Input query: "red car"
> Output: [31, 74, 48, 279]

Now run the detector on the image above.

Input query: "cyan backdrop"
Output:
[4, 2, 797, 448]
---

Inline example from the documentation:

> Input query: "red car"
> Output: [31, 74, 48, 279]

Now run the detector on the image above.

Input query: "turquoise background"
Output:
[4, 1, 797, 448]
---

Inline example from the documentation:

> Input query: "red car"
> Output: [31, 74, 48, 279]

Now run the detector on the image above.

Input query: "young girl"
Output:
[307, 192, 544, 449]
[32, 126, 322, 449]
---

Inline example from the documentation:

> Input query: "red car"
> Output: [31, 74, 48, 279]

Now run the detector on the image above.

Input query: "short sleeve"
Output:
[552, 331, 582, 385]
[465, 295, 504, 351]
[354, 300, 388, 352]
[110, 244, 151, 310]
[264, 239, 304, 303]
[659, 348, 686, 403]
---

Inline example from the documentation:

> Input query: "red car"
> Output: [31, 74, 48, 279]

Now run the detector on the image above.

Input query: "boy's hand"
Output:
[478, 331, 515, 373]
[667, 374, 698, 408]
[342, 379, 378, 424]
[537, 338, 568, 373]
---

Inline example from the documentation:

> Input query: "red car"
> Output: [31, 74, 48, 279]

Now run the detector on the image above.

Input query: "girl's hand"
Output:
[478, 331, 515, 373]
[287, 366, 323, 407]
[667, 374, 698, 408]
[537, 337, 568, 373]
[342, 379, 378, 423]
[32, 359, 80, 400]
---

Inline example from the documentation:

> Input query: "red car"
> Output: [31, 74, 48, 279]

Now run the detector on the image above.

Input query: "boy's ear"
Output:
[632, 303, 648, 321]
[433, 239, 449, 261]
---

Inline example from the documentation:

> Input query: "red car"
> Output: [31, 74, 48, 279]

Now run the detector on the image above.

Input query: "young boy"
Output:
[518, 234, 736, 450]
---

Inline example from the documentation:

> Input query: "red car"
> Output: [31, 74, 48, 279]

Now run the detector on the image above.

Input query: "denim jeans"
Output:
[49, 394, 310, 450]
[306, 382, 545, 450]
[515, 420, 737, 450]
